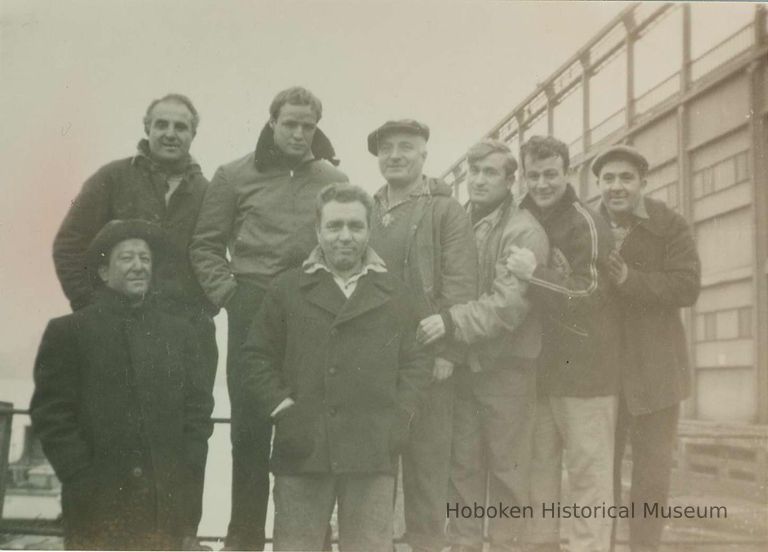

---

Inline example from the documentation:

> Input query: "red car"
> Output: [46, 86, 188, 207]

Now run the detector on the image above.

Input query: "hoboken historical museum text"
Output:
[446, 502, 728, 520]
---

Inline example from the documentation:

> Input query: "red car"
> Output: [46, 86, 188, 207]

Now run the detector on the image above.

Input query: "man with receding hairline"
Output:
[52, 93, 216, 548]
[190, 86, 348, 550]
[368, 119, 478, 552]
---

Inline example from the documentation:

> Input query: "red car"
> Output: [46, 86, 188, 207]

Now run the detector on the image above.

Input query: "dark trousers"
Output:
[401, 376, 455, 552]
[613, 397, 680, 551]
[157, 300, 218, 538]
[225, 281, 272, 550]
[62, 465, 180, 551]
[447, 361, 536, 552]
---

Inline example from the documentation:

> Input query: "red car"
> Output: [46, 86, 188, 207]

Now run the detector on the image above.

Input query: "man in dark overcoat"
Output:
[592, 145, 701, 552]
[31, 219, 214, 550]
[241, 183, 431, 552]
[52, 93, 216, 546]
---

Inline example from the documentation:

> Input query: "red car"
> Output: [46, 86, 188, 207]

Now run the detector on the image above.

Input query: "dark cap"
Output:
[591, 144, 649, 177]
[367, 119, 430, 155]
[86, 219, 166, 275]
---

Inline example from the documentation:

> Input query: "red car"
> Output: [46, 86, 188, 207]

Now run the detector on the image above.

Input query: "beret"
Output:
[591, 144, 649, 177]
[367, 119, 430, 155]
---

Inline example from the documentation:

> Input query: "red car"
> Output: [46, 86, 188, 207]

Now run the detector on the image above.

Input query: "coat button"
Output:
[328, 366, 337, 375]
[329, 407, 337, 416]
[132, 467, 143, 478]
[330, 328, 338, 337]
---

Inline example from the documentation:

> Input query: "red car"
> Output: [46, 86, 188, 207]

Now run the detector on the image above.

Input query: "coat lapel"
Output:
[299, 270, 346, 317]
[334, 273, 393, 327]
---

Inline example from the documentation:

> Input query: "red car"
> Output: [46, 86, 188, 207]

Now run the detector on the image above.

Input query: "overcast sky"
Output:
[0, 0, 638, 379]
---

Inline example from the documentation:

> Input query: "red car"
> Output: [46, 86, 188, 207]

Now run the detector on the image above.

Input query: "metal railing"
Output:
[690, 22, 755, 82]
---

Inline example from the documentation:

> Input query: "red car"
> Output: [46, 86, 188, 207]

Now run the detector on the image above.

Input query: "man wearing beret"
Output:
[367, 119, 478, 552]
[240, 183, 430, 551]
[32, 220, 214, 550]
[592, 145, 701, 552]
[507, 136, 620, 552]
[190, 86, 348, 550]
[52, 94, 216, 547]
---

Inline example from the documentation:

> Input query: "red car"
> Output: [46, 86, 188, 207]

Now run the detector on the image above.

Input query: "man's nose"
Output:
[338, 225, 352, 240]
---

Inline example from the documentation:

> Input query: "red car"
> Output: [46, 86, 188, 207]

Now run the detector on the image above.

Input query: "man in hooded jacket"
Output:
[189, 86, 348, 550]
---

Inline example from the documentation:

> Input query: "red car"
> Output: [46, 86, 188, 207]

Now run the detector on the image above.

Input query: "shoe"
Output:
[181, 536, 213, 551]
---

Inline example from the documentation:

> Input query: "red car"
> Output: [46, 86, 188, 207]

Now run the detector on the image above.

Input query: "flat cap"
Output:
[591, 144, 649, 177]
[86, 219, 166, 274]
[367, 119, 430, 155]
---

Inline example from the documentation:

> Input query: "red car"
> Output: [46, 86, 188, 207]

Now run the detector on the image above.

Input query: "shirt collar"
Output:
[374, 176, 430, 209]
[302, 245, 388, 279]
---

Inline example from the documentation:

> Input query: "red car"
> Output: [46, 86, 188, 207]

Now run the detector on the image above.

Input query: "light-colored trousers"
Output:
[525, 395, 618, 552]
[273, 473, 394, 552]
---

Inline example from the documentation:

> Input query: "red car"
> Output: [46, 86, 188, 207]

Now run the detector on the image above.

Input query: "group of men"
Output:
[29, 85, 700, 552]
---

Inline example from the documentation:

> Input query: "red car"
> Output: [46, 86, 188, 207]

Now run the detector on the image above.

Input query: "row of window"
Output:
[694, 306, 752, 342]
[692, 150, 750, 200]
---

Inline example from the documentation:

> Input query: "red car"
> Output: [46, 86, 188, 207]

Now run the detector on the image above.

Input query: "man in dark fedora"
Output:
[31, 220, 214, 551]
[241, 183, 430, 551]
[190, 86, 348, 550]
[592, 145, 701, 552]
[367, 119, 477, 552]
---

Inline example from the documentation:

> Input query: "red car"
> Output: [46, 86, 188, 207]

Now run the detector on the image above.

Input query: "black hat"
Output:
[367, 119, 430, 155]
[591, 144, 649, 177]
[86, 219, 166, 275]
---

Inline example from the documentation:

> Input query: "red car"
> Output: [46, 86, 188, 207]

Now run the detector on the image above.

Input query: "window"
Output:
[694, 307, 753, 342]
[692, 150, 750, 200]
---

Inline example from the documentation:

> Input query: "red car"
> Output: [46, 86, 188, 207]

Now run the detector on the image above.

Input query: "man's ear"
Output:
[269, 118, 276, 130]
[98, 264, 109, 284]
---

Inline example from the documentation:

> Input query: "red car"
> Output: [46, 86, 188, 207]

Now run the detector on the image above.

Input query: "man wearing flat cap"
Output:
[190, 86, 348, 550]
[593, 145, 700, 552]
[32, 220, 214, 550]
[368, 119, 477, 552]
[52, 93, 216, 546]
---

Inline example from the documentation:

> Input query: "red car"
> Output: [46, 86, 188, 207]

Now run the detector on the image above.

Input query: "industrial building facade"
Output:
[442, 3, 768, 430]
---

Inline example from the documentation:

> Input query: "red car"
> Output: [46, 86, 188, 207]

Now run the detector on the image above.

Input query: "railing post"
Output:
[623, 10, 637, 126]
[681, 3, 692, 91]
[0, 401, 14, 519]
[580, 51, 592, 152]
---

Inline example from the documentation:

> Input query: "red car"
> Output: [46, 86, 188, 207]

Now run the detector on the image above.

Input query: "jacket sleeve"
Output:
[528, 204, 612, 316]
[397, 297, 432, 418]
[449, 217, 549, 345]
[434, 199, 479, 363]
[181, 327, 215, 470]
[189, 165, 239, 308]
[52, 166, 113, 311]
[239, 281, 292, 420]
[30, 319, 93, 482]
[616, 213, 701, 308]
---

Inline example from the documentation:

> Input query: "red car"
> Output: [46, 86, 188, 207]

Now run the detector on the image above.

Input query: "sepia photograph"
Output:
[0, 1, 766, 550]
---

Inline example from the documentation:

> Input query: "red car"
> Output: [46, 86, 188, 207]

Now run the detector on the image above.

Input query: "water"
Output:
[0, 378, 271, 540]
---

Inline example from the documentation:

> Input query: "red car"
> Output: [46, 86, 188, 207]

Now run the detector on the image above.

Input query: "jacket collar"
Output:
[132, 139, 201, 181]
[597, 194, 649, 222]
[520, 183, 578, 223]
[253, 122, 340, 171]
[298, 256, 394, 326]
[468, 192, 516, 230]
[599, 196, 668, 237]
[302, 245, 387, 278]
[92, 286, 152, 316]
